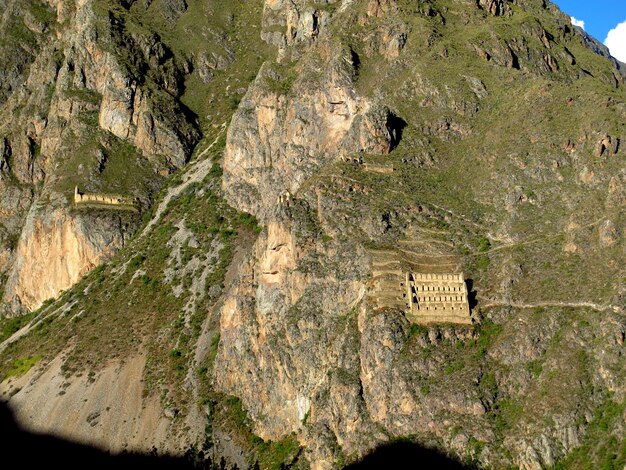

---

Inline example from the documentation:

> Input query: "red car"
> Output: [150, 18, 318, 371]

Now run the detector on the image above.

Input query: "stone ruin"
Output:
[402, 272, 471, 324]
[340, 155, 395, 174]
[368, 248, 472, 325]
[74, 186, 136, 209]
[277, 190, 293, 206]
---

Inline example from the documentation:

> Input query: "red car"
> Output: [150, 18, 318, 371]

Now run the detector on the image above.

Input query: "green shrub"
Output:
[478, 236, 491, 252]
[238, 212, 262, 233]
[475, 254, 490, 270]
[444, 360, 465, 375]
[252, 433, 301, 470]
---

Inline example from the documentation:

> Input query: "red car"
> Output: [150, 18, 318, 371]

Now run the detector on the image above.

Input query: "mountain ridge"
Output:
[0, 0, 624, 469]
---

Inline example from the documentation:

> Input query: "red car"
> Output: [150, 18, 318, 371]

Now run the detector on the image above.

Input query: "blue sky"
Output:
[553, 1, 626, 41]
[552, 0, 626, 61]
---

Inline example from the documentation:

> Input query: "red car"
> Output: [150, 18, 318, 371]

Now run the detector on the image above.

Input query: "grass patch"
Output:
[64, 88, 102, 105]
[4, 355, 42, 380]
[210, 393, 303, 469]
[444, 360, 465, 375]
[252, 433, 301, 470]
[468, 320, 503, 359]
[492, 398, 524, 439]
[238, 212, 262, 234]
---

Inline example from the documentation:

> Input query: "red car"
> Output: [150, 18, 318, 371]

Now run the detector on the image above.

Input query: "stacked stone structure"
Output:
[401, 272, 471, 324]
[74, 186, 136, 208]
[369, 247, 472, 324]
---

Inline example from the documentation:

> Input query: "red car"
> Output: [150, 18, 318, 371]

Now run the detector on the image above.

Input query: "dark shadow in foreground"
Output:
[344, 440, 472, 470]
[2, 400, 472, 469]
[0, 401, 209, 469]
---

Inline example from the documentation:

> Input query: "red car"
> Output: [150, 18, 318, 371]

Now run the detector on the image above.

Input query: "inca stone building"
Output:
[74, 186, 136, 209]
[369, 248, 472, 325]
[401, 272, 471, 324]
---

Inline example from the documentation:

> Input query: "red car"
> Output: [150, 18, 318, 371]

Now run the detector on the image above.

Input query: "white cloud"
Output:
[605, 20, 626, 63]
[570, 17, 585, 30]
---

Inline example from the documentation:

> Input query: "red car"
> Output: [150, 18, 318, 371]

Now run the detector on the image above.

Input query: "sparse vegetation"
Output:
[4, 355, 42, 380]
[0, 311, 36, 343]
[552, 400, 626, 470]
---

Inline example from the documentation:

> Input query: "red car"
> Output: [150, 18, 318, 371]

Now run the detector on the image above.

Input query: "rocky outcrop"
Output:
[261, 0, 334, 58]
[99, 82, 198, 168]
[367, 0, 397, 18]
[214, 205, 372, 466]
[222, 37, 402, 220]
[65, 0, 200, 167]
[2, 196, 135, 314]
[477, 0, 507, 17]
[0, 0, 201, 314]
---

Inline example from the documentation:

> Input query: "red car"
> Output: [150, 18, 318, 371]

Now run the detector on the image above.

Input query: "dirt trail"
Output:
[0, 301, 77, 355]
[480, 299, 620, 313]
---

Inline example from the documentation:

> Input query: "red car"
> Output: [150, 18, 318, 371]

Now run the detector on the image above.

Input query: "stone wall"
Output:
[402, 272, 472, 324]
[368, 246, 472, 324]
[74, 186, 135, 207]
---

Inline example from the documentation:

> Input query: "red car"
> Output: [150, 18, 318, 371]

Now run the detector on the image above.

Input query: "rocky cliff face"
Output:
[222, 48, 398, 220]
[0, 1, 624, 469]
[2, 197, 135, 311]
[216, 0, 625, 468]
[0, 0, 201, 314]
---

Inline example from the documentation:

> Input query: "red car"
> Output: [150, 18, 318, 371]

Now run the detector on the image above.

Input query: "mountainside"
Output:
[0, 0, 624, 469]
